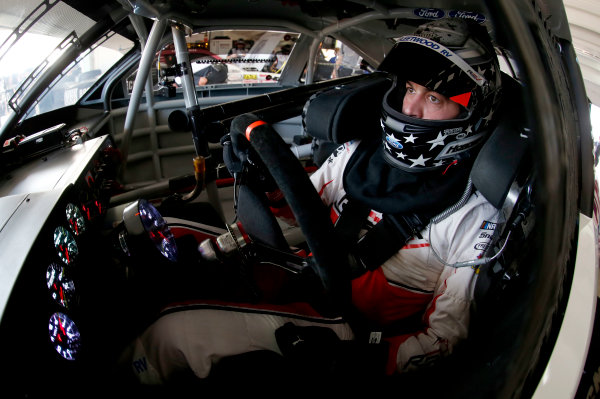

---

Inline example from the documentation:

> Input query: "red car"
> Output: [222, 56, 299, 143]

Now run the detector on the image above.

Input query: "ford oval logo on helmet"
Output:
[448, 10, 486, 24]
[385, 134, 404, 149]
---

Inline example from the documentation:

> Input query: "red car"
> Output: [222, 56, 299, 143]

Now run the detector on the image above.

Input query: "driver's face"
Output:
[402, 81, 461, 120]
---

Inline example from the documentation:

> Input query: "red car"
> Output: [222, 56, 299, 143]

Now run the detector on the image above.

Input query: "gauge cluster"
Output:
[0, 135, 134, 387]
[0, 193, 107, 383]
[0, 133, 190, 390]
[41, 191, 113, 363]
[46, 203, 87, 360]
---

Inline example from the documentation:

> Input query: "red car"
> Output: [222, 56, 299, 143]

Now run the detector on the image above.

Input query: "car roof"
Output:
[0, 0, 597, 138]
[77, 0, 600, 104]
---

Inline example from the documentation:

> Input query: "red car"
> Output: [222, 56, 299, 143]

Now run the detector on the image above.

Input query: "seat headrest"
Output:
[302, 73, 392, 143]
[471, 76, 530, 209]
[471, 123, 530, 209]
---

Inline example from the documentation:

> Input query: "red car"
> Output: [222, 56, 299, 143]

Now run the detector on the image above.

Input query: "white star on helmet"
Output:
[404, 134, 417, 143]
[426, 132, 446, 150]
[408, 154, 430, 167]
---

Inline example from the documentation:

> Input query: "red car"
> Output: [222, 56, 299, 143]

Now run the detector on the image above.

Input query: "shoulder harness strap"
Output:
[334, 200, 430, 278]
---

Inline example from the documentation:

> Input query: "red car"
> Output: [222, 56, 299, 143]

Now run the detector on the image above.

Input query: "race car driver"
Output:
[118, 18, 503, 384]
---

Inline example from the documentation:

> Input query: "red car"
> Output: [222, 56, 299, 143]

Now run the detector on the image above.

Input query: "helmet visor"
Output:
[379, 37, 484, 105]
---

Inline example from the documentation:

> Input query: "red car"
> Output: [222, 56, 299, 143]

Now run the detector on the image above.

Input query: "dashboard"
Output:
[0, 134, 129, 388]
[0, 131, 220, 390]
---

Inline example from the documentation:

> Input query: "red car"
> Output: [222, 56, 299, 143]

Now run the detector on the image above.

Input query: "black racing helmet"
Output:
[378, 18, 502, 172]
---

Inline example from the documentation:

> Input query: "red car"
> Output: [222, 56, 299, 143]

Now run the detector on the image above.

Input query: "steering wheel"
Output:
[230, 113, 351, 317]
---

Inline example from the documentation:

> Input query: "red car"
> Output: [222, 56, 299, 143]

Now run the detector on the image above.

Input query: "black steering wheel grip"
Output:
[230, 113, 351, 317]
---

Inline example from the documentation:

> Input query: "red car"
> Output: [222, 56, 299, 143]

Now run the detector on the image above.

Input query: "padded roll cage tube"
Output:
[244, 119, 351, 317]
[185, 73, 387, 225]
[194, 73, 388, 130]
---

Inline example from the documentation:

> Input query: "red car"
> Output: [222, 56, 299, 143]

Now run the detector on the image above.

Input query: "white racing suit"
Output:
[123, 140, 499, 383]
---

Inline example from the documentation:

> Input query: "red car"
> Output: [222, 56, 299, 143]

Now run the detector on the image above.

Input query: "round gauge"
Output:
[46, 262, 76, 308]
[81, 200, 103, 222]
[123, 199, 178, 262]
[53, 226, 79, 265]
[65, 203, 86, 236]
[48, 312, 81, 361]
[138, 199, 178, 262]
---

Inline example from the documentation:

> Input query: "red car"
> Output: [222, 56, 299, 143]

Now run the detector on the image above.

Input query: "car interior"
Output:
[0, 69, 536, 395]
[0, 0, 594, 397]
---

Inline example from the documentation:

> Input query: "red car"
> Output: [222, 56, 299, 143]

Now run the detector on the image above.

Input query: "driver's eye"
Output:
[428, 94, 441, 104]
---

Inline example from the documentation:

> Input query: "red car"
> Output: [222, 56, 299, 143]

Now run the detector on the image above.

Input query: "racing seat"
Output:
[444, 78, 535, 398]
[301, 72, 392, 165]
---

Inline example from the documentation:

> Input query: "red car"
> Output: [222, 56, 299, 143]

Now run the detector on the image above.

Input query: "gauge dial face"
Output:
[138, 199, 178, 262]
[46, 262, 76, 308]
[48, 312, 81, 361]
[81, 200, 102, 222]
[65, 203, 86, 236]
[54, 226, 78, 265]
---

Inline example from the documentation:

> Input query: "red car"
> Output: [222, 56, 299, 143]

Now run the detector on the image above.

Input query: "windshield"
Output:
[124, 29, 299, 92]
[0, 0, 133, 131]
